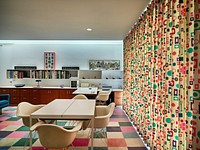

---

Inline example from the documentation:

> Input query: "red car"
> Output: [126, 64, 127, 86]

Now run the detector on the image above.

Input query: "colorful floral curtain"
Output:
[123, 0, 200, 149]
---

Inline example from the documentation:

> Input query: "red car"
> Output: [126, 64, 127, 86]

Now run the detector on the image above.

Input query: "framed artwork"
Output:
[44, 52, 56, 70]
[89, 60, 120, 70]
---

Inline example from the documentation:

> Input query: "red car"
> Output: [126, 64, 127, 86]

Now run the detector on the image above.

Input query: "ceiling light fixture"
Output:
[86, 28, 92, 31]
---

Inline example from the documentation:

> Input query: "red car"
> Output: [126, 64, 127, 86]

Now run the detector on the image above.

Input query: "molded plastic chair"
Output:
[82, 103, 115, 137]
[69, 94, 88, 129]
[96, 90, 111, 105]
[16, 102, 46, 148]
[31, 121, 83, 150]
[72, 94, 88, 100]
[16, 102, 45, 127]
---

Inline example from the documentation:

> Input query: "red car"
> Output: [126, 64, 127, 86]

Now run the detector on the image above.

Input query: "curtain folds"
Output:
[123, 0, 200, 149]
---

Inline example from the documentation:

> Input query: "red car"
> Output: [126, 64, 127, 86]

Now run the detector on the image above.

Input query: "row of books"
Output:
[7, 70, 78, 79]
[7, 71, 30, 79]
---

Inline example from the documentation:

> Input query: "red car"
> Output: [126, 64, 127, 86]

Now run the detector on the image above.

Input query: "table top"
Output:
[31, 99, 96, 119]
[72, 87, 98, 95]
[62, 100, 96, 119]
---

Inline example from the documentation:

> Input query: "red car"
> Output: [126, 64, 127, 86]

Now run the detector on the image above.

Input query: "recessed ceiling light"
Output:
[86, 28, 92, 31]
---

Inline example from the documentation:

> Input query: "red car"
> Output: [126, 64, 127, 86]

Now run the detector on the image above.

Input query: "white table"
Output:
[30, 99, 96, 150]
[72, 87, 98, 95]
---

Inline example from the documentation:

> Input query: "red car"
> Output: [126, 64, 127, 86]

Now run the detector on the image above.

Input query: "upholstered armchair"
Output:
[0, 94, 10, 115]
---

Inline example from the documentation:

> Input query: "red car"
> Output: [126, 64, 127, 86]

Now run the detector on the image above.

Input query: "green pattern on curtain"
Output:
[123, 0, 200, 149]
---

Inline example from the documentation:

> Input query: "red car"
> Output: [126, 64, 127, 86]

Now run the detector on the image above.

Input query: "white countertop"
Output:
[0, 86, 123, 91]
[0, 85, 77, 89]
[72, 87, 98, 95]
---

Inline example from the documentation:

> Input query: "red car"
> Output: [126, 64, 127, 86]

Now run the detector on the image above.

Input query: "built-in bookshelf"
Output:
[6, 67, 123, 89]
[7, 68, 78, 79]
[30, 70, 78, 79]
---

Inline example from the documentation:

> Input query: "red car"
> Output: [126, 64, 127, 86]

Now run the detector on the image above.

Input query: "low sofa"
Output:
[0, 94, 10, 115]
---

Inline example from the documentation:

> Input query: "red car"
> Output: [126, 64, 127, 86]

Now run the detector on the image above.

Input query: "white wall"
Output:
[0, 41, 123, 86]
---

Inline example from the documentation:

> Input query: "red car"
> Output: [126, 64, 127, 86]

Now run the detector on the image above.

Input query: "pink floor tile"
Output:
[0, 117, 10, 121]
[0, 125, 7, 130]
[3, 111, 16, 114]
[28, 147, 45, 150]
[120, 126, 136, 132]
[110, 118, 129, 122]
[0, 121, 14, 125]
[107, 138, 127, 147]
[72, 138, 90, 146]
[6, 131, 28, 138]
[12, 121, 24, 125]
[113, 111, 125, 115]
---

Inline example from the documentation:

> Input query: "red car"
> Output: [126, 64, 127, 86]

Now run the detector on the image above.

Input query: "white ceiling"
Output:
[0, 0, 150, 40]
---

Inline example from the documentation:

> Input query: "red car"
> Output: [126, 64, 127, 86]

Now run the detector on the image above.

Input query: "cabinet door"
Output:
[40, 89, 60, 104]
[20, 89, 30, 103]
[114, 91, 123, 106]
[59, 89, 68, 99]
[51, 89, 60, 100]
[10, 89, 20, 105]
[30, 89, 41, 104]
[59, 89, 76, 99]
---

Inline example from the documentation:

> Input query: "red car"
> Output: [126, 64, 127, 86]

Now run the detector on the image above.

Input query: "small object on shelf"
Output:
[14, 84, 25, 87]
[60, 84, 64, 88]
[35, 79, 42, 87]
[62, 66, 79, 70]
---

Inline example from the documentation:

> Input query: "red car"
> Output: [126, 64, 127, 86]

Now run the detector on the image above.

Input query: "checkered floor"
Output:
[0, 106, 147, 150]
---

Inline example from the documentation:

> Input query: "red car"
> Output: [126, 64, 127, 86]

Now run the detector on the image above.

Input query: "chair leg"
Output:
[23, 130, 37, 149]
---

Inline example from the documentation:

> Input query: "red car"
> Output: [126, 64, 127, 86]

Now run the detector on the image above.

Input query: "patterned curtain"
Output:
[123, 0, 200, 149]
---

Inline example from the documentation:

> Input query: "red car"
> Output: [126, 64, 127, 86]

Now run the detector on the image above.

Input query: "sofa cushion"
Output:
[0, 100, 9, 109]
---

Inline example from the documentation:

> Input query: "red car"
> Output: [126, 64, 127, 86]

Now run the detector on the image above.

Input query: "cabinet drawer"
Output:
[0, 89, 10, 94]
[10, 89, 20, 96]
[11, 96, 20, 105]
[20, 97, 30, 102]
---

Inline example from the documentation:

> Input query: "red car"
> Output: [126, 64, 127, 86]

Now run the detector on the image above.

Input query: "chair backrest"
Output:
[83, 103, 115, 129]
[16, 102, 44, 127]
[96, 90, 111, 102]
[72, 94, 88, 100]
[34, 121, 82, 149]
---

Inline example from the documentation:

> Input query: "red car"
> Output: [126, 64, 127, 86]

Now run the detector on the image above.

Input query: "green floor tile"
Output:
[4, 108, 16, 111]
[123, 132, 139, 138]
[16, 126, 30, 131]
[119, 122, 132, 126]
[57, 122, 67, 126]
[93, 131, 107, 138]
[13, 138, 37, 146]
[111, 115, 127, 118]
[7, 117, 21, 121]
